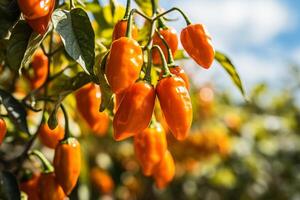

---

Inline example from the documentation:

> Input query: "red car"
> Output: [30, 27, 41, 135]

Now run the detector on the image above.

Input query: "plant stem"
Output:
[30, 150, 54, 173]
[61, 104, 70, 140]
[144, 48, 152, 83]
[124, 0, 131, 19]
[155, 29, 175, 66]
[153, 7, 192, 25]
[152, 45, 170, 77]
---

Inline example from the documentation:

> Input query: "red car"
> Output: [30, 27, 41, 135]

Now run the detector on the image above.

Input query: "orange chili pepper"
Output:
[75, 83, 109, 136]
[156, 76, 192, 140]
[113, 81, 155, 141]
[112, 20, 138, 41]
[18, 0, 52, 20]
[160, 66, 190, 90]
[152, 27, 178, 65]
[180, 24, 215, 69]
[134, 123, 167, 176]
[105, 37, 143, 94]
[38, 123, 64, 149]
[0, 118, 7, 145]
[54, 137, 81, 195]
[152, 150, 175, 189]
[38, 172, 66, 200]
[28, 49, 48, 89]
[25, 0, 55, 34]
[90, 168, 115, 194]
[20, 173, 40, 200]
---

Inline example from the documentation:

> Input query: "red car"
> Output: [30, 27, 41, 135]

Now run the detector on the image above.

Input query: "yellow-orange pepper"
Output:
[18, 0, 52, 20]
[90, 168, 114, 194]
[105, 37, 143, 94]
[38, 123, 64, 149]
[160, 66, 190, 90]
[156, 76, 192, 140]
[152, 27, 178, 65]
[54, 137, 81, 195]
[112, 20, 138, 41]
[75, 83, 109, 136]
[152, 150, 175, 189]
[38, 172, 66, 200]
[134, 123, 167, 176]
[20, 173, 40, 200]
[0, 118, 7, 145]
[113, 81, 155, 141]
[180, 24, 215, 69]
[28, 49, 48, 89]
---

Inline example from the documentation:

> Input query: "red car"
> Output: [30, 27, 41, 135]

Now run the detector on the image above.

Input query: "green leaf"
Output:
[0, 88, 29, 134]
[0, 171, 21, 200]
[214, 51, 248, 100]
[134, 0, 158, 16]
[6, 20, 32, 70]
[52, 8, 95, 74]
[0, 0, 20, 39]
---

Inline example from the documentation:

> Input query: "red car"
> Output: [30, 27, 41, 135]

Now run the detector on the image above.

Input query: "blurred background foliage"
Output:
[1, 0, 300, 200]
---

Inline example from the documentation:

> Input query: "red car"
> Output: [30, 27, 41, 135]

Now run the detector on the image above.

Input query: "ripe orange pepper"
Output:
[134, 123, 167, 176]
[105, 37, 143, 94]
[54, 137, 81, 195]
[38, 172, 66, 200]
[156, 76, 192, 140]
[18, 0, 52, 20]
[160, 66, 190, 90]
[90, 168, 114, 194]
[28, 49, 48, 89]
[75, 83, 109, 136]
[0, 118, 7, 144]
[180, 24, 215, 69]
[113, 81, 155, 141]
[114, 89, 126, 112]
[38, 123, 64, 149]
[152, 27, 178, 65]
[112, 20, 138, 41]
[152, 150, 175, 189]
[19, 173, 40, 200]
[25, 0, 55, 34]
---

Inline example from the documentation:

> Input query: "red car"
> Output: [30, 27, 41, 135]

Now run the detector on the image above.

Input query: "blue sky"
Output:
[118, 0, 300, 97]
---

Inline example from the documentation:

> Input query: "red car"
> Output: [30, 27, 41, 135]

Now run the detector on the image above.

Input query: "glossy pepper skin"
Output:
[25, 0, 55, 34]
[134, 123, 167, 176]
[160, 66, 190, 90]
[0, 118, 7, 145]
[38, 172, 65, 200]
[38, 123, 64, 149]
[113, 81, 155, 141]
[18, 0, 52, 20]
[28, 49, 48, 89]
[180, 24, 215, 69]
[112, 20, 138, 41]
[54, 137, 81, 195]
[156, 76, 192, 140]
[105, 37, 143, 94]
[75, 83, 109, 136]
[153, 150, 175, 189]
[152, 27, 178, 65]
[20, 173, 40, 200]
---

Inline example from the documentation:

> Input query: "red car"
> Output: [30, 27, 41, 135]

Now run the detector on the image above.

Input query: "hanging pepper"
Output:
[152, 27, 178, 65]
[27, 49, 48, 89]
[0, 118, 7, 144]
[134, 122, 167, 176]
[105, 37, 143, 94]
[38, 123, 64, 149]
[113, 81, 155, 141]
[75, 83, 110, 136]
[152, 150, 175, 189]
[54, 137, 81, 195]
[38, 173, 66, 200]
[22, 0, 55, 34]
[112, 20, 138, 41]
[90, 168, 115, 194]
[18, 0, 52, 19]
[19, 173, 40, 200]
[180, 24, 215, 69]
[160, 66, 190, 90]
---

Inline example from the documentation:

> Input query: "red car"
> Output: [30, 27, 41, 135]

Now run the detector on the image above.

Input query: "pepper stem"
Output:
[125, 9, 135, 38]
[154, 7, 192, 26]
[152, 45, 171, 78]
[29, 150, 54, 173]
[60, 104, 70, 141]
[123, 0, 131, 19]
[155, 29, 175, 67]
[144, 48, 152, 84]
[151, 0, 157, 16]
